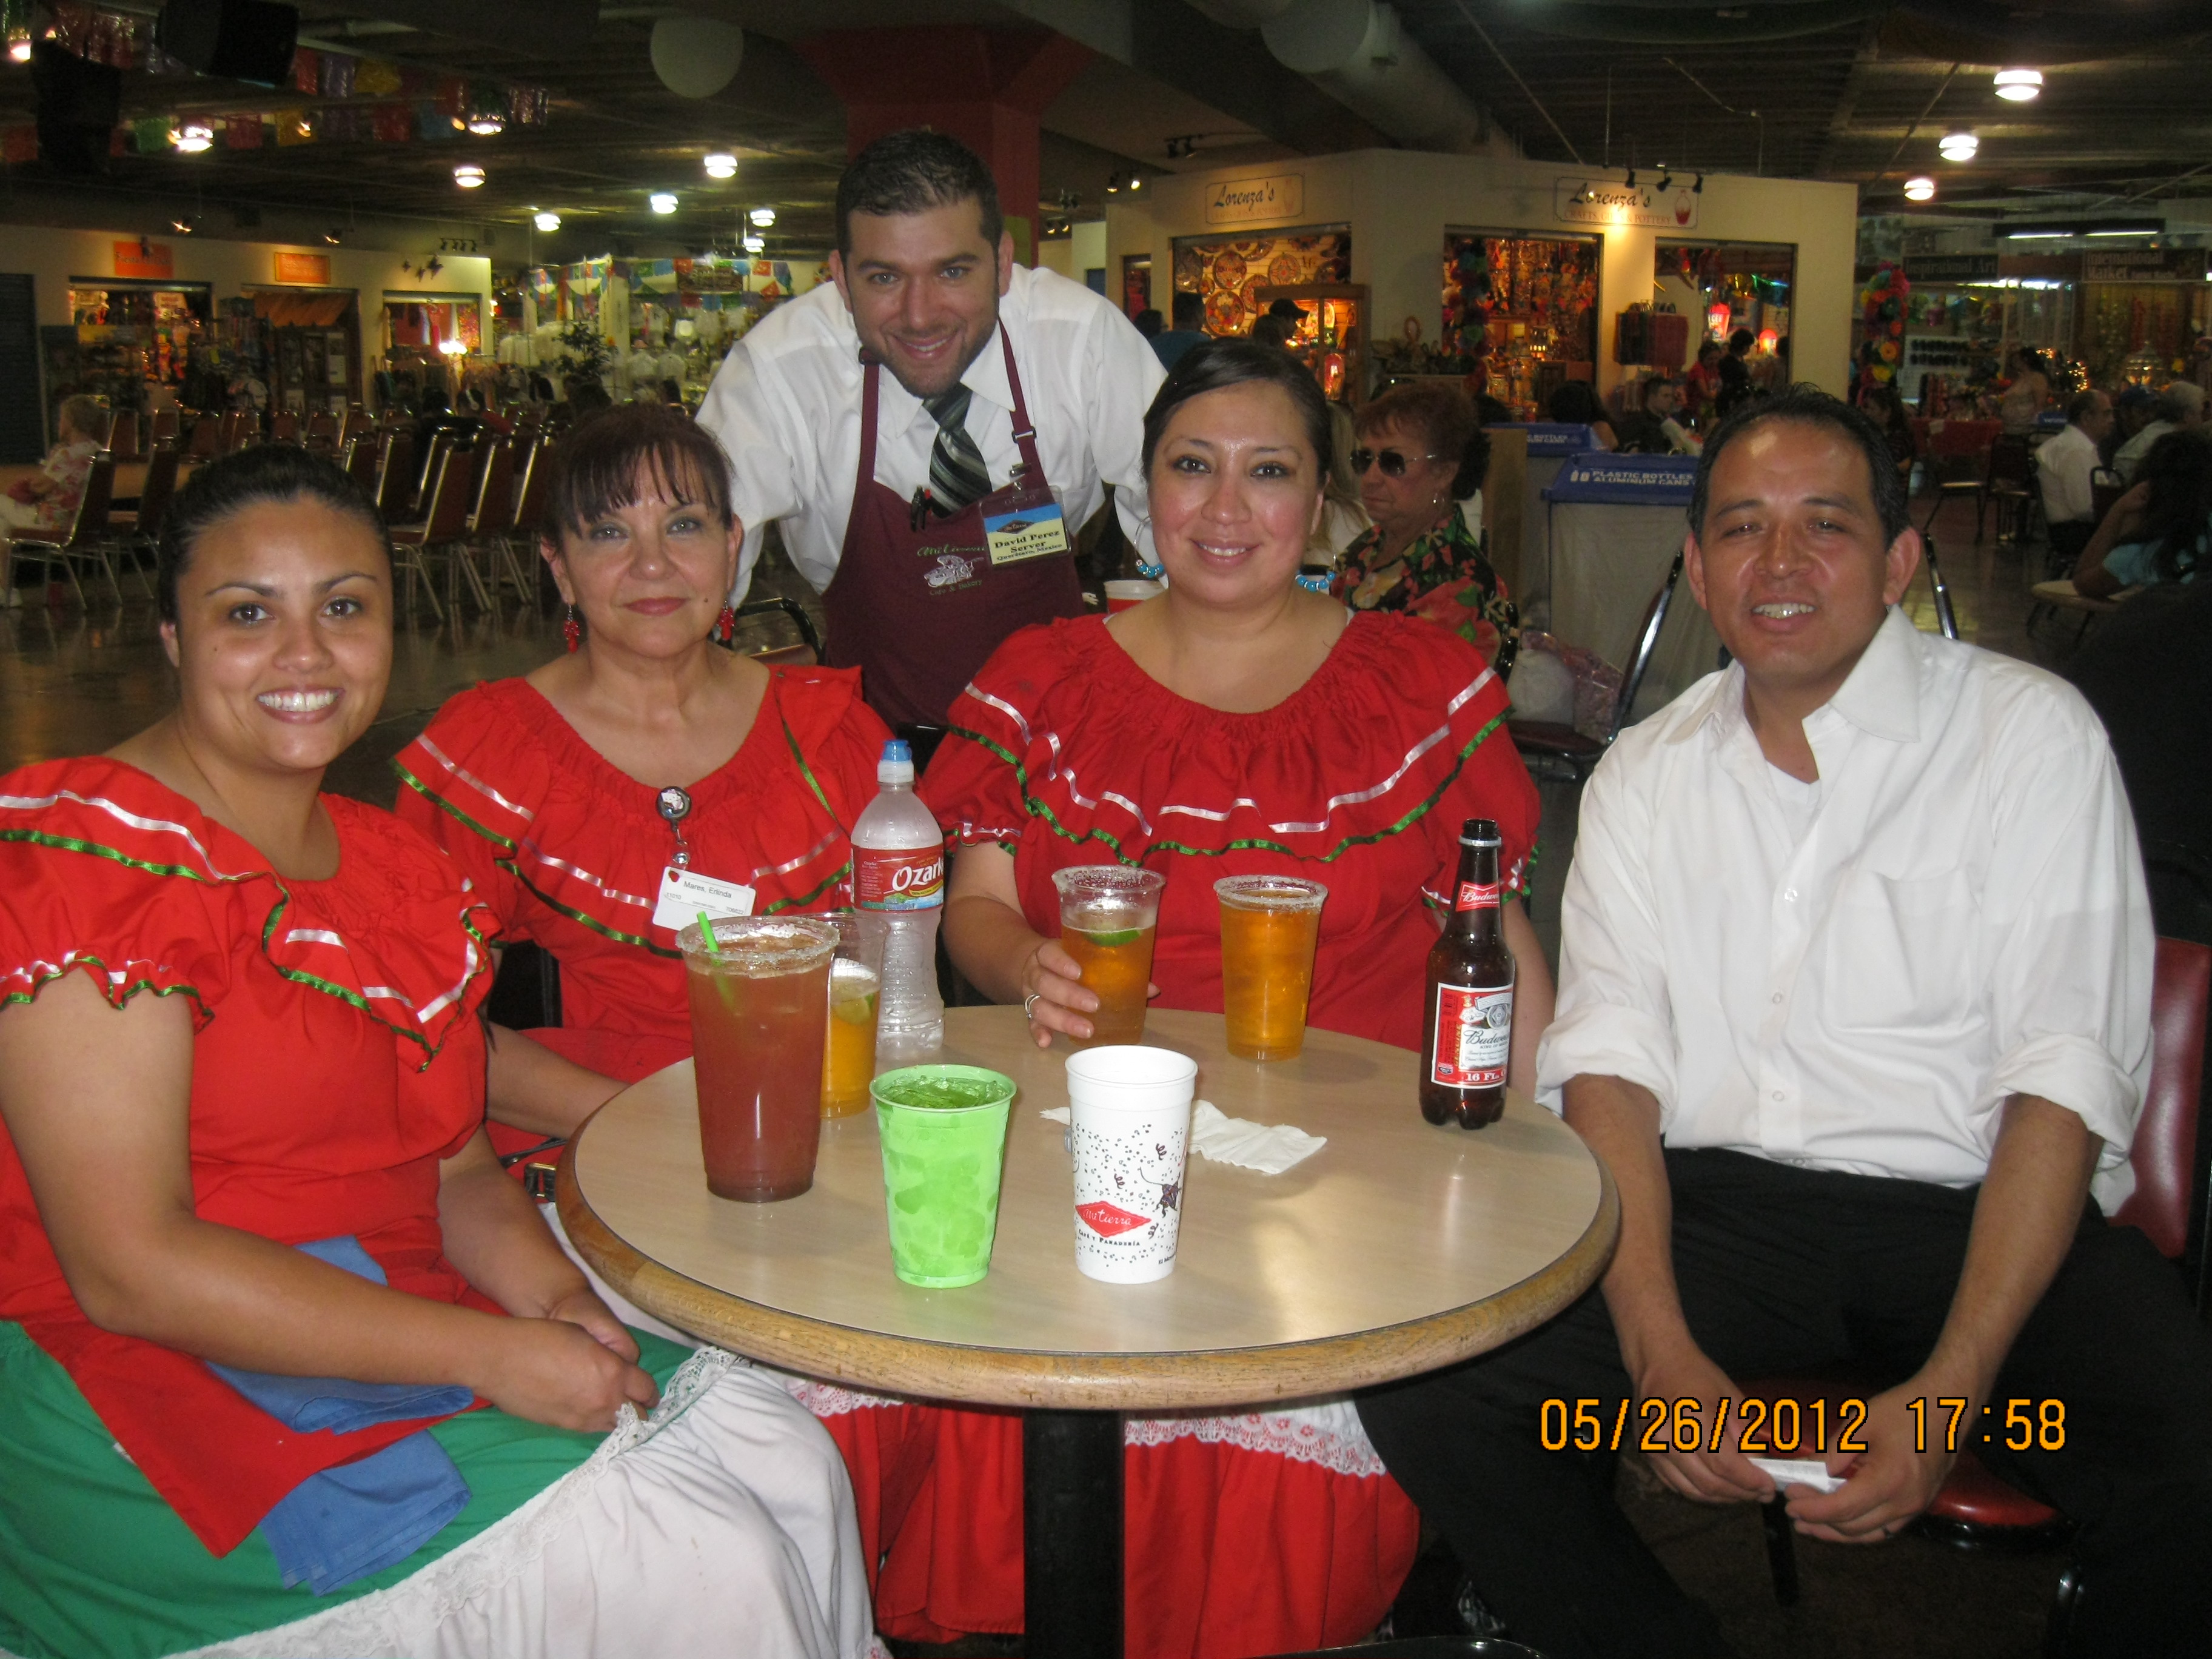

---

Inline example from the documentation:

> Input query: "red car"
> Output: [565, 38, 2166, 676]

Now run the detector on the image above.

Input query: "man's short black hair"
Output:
[1641, 376, 1676, 407]
[2067, 387, 2109, 426]
[1688, 386, 1911, 548]
[1171, 289, 1206, 330]
[836, 129, 1004, 258]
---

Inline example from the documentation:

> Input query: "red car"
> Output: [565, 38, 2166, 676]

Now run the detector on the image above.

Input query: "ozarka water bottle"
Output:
[1420, 817, 1514, 1129]
[853, 740, 946, 1050]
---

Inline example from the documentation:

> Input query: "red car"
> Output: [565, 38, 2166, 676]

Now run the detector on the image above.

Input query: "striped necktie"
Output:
[923, 384, 993, 514]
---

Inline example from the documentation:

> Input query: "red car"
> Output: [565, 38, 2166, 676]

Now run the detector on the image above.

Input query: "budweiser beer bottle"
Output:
[1420, 818, 1514, 1129]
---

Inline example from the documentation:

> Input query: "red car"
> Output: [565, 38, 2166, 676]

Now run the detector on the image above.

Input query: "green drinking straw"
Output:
[695, 910, 722, 956]
[695, 910, 740, 1011]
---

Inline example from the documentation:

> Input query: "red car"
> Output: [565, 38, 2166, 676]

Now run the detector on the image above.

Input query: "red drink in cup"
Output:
[680, 916, 837, 1202]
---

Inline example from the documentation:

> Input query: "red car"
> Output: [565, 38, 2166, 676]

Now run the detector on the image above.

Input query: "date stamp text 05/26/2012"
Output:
[1538, 1396, 2069, 1456]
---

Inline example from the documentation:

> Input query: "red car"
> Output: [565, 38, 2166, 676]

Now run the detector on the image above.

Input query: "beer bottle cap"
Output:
[1458, 817, 1501, 846]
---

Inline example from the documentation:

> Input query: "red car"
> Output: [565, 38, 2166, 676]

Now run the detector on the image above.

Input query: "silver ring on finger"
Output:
[1023, 992, 1042, 1020]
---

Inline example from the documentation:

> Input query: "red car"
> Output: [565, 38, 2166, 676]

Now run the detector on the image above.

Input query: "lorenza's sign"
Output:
[1204, 174, 1304, 226]
[1554, 178, 1698, 230]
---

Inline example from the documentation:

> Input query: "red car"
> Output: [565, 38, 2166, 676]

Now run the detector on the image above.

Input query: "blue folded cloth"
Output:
[210, 1235, 474, 1595]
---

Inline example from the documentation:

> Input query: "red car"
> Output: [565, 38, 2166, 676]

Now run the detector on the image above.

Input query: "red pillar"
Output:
[794, 27, 1093, 266]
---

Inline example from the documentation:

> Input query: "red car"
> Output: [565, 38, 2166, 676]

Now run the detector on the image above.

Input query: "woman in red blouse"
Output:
[0, 446, 870, 1658]
[920, 341, 1554, 1655]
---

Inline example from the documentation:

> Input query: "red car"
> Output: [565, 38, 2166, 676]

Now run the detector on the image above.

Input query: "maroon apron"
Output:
[823, 329, 1087, 729]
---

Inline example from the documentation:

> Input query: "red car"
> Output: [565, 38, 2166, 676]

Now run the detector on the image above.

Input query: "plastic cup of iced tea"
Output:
[1051, 865, 1165, 1047]
[820, 911, 884, 1119]
[1214, 874, 1327, 1062]
[872, 1065, 1017, 1288]
[679, 916, 836, 1202]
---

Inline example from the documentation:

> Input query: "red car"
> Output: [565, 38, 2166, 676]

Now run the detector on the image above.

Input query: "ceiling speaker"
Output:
[156, 0, 298, 87]
[28, 41, 121, 177]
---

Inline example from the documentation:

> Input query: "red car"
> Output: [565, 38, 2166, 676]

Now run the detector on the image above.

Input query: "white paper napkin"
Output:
[1039, 1100, 1326, 1175]
[1748, 1456, 1846, 1495]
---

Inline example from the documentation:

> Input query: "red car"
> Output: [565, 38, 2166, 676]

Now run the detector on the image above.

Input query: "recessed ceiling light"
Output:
[1903, 176, 1936, 201]
[651, 192, 679, 215]
[704, 153, 737, 179]
[1938, 130, 1978, 162]
[173, 122, 213, 153]
[454, 164, 486, 188]
[534, 210, 560, 232]
[1994, 69, 2043, 102]
[749, 206, 776, 227]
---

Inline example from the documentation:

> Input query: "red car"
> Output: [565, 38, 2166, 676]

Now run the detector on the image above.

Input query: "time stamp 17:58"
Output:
[1540, 1396, 2068, 1455]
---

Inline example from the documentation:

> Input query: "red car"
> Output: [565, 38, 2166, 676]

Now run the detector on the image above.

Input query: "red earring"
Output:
[716, 603, 736, 645]
[562, 603, 581, 653]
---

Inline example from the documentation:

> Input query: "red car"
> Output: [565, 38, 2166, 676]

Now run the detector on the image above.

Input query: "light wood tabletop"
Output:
[560, 1005, 1618, 1412]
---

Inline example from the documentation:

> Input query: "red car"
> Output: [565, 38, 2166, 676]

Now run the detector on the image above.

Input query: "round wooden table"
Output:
[559, 1005, 1617, 1657]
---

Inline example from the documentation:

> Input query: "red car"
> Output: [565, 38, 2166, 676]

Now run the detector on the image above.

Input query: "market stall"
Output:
[1443, 230, 1598, 420]
[1171, 227, 1352, 340]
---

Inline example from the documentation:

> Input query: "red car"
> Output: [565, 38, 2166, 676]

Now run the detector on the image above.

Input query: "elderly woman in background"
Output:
[919, 340, 1552, 1659]
[1331, 380, 1519, 675]
[0, 444, 871, 1659]
[2072, 427, 2212, 597]
[1, 393, 105, 538]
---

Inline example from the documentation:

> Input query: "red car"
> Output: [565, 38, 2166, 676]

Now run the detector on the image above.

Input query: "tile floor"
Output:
[1, 498, 2093, 1658]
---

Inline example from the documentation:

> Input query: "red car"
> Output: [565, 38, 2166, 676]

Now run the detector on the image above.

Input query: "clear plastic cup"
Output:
[1215, 875, 1328, 1062]
[1051, 866, 1166, 1047]
[872, 1065, 1017, 1288]
[1065, 1046, 1197, 1284]
[820, 911, 885, 1119]
[679, 916, 837, 1202]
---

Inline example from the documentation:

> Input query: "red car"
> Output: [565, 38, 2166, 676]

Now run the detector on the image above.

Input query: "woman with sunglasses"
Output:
[920, 341, 1552, 1658]
[1330, 381, 1519, 675]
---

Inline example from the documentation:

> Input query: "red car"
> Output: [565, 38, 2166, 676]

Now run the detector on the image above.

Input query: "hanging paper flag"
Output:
[225, 113, 263, 150]
[508, 84, 551, 126]
[355, 59, 401, 98]
[290, 45, 318, 95]
[415, 102, 452, 141]
[612, 261, 632, 283]
[773, 262, 791, 287]
[131, 116, 172, 154]
[1, 127, 38, 165]
[320, 52, 354, 99]
[274, 108, 315, 147]
[372, 103, 413, 143]
[320, 106, 365, 144]
[437, 76, 466, 120]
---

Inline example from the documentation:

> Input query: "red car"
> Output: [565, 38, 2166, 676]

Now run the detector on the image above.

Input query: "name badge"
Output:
[652, 866, 756, 933]
[984, 498, 1070, 566]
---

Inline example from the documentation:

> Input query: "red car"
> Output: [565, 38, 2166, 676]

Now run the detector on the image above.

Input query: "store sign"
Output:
[1204, 173, 1304, 227]
[113, 240, 173, 279]
[1904, 253, 2000, 283]
[1554, 178, 1697, 230]
[2082, 247, 2207, 283]
[274, 252, 332, 285]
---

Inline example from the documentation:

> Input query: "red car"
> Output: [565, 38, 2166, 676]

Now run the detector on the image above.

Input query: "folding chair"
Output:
[386, 447, 472, 622]
[1509, 551, 1687, 783]
[104, 442, 178, 598]
[5, 455, 118, 605]
[373, 429, 418, 525]
[106, 407, 141, 463]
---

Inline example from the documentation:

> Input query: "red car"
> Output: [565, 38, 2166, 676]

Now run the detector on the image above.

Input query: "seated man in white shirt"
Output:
[1358, 389, 2212, 1659]
[2036, 386, 2113, 571]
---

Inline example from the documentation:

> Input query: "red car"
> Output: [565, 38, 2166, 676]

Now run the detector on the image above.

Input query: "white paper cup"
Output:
[1065, 1047, 1196, 1284]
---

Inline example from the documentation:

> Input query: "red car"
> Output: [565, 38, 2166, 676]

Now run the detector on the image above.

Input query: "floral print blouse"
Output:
[1330, 506, 1520, 679]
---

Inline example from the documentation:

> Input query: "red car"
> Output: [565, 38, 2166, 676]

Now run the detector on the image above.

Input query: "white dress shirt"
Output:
[697, 263, 1164, 600]
[2037, 421, 2100, 526]
[1536, 608, 2153, 1211]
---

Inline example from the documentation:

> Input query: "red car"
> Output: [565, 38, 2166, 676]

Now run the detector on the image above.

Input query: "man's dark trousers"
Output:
[1357, 1148, 2212, 1659]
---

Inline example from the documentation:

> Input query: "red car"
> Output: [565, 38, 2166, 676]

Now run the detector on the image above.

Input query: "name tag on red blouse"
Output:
[652, 866, 756, 932]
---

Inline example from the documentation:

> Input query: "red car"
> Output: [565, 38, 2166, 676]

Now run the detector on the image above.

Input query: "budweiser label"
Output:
[1455, 879, 1501, 912]
[1430, 984, 1512, 1087]
[853, 845, 945, 910]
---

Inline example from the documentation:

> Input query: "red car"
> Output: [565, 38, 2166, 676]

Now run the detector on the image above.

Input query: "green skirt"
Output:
[0, 1319, 693, 1659]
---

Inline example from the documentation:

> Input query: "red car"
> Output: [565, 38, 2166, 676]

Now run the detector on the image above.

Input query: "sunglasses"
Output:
[1350, 447, 1439, 478]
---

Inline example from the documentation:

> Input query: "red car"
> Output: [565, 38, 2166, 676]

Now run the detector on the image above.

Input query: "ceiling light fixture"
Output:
[742, 232, 765, 253]
[1903, 176, 1936, 202]
[454, 163, 486, 189]
[1993, 69, 2043, 102]
[650, 191, 679, 214]
[749, 206, 775, 227]
[1624, 167, 1637, 188]
[173, 122, 213, 154]
[170, 216, 194, 235]
[2003, 224, 2076, 239]
[5, 32, 30, 64]
[467, 112, 505, 136]
[1105, 172, 1121, 194]
[1691, 173, 1704, 194]
[704, 152, 737, 179]
[2083, 221, 2162, 237]
[1939, 130, 1979, 162]
[1127, 173, 1142, 192]
[1655, 170, 1672, 191]
[534, 209, 560, 232]
[324, 229, 342, 246]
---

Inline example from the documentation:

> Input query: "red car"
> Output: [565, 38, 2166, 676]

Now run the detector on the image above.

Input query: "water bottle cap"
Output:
[879, 739, 915, 784]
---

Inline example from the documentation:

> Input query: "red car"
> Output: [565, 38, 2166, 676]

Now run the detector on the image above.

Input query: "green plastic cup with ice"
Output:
[872, 1065, 1017, 1288]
